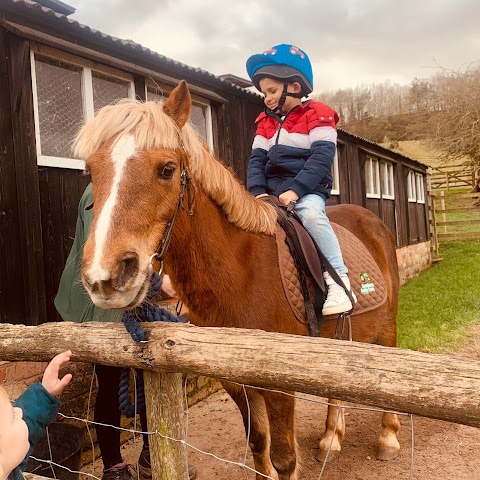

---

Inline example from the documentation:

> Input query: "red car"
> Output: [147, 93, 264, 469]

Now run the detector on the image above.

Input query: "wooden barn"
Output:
[0, 0, 430, 327]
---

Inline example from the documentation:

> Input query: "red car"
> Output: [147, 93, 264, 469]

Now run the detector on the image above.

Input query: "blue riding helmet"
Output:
[246, 44, 313, 96]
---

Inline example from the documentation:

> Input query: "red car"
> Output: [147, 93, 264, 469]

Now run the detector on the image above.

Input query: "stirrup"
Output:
[334, 313, 352, 341]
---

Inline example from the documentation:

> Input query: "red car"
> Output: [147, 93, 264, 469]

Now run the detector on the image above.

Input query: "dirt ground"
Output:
[85, 328, 480, 480]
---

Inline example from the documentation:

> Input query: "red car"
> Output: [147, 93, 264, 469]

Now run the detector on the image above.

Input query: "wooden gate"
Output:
[432, 190, 480, 243]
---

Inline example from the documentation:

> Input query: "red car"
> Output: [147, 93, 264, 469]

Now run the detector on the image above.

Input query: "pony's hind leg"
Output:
[376, 412, 400, 460]
[222, 382, 279, 480]
[263, 389, 299, 480]
[316, 399, 345, 463]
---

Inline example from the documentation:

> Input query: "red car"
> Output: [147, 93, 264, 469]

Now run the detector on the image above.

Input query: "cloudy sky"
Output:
[68, 0, 480, 93]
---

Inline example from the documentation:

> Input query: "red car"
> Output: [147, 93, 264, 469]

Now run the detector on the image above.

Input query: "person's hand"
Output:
[42, 350, 73, 397]
[160, 274, 177, 298]
[279, 190, 299, 206]
[255, 193, 269, 199]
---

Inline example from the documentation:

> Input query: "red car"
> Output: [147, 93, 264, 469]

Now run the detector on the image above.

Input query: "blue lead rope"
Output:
[119, 271, 186, 417]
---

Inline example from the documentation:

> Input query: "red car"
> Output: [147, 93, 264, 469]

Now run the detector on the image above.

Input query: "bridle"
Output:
[148, 156, 195, 272]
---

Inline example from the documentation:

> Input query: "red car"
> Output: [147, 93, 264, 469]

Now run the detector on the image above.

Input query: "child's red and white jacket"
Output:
[247, 100, 339, 199]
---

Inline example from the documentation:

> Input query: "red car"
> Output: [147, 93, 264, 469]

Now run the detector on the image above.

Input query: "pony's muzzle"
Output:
[82, 252, 140, 301]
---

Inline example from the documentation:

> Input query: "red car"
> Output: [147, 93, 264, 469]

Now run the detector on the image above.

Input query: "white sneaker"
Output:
[322, 272, 357, 316]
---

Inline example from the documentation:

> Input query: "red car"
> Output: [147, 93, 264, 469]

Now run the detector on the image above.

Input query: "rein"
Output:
[151, 158, 195, 264]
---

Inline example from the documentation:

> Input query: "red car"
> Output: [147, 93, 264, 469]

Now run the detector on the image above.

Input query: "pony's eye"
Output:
[158, 162, 175, 180]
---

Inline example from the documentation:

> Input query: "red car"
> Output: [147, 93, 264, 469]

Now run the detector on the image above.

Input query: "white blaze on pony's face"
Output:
[88, 134, 137, 284]
[78, 81, 192, 309]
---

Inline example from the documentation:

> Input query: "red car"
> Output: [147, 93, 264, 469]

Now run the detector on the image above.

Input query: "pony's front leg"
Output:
[316, 399, 345, 462]
[263, 390, 298, 480]
[376, 412, 400, 460]
[222, 383, 279, 480]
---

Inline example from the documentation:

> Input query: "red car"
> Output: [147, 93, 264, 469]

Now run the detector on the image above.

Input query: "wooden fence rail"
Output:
[432, 191, 480, 242]
[2, 322, 480, 479]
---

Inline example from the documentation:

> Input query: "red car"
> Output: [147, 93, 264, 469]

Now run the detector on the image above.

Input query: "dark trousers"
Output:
[94, 364, 149, 470]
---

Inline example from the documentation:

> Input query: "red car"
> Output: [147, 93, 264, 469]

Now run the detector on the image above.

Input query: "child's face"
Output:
[259, 77, 302, 115]
[0, 388, 30, 475]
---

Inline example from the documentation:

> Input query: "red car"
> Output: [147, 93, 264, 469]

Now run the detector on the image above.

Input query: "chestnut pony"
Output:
[76, 81, 400, 480]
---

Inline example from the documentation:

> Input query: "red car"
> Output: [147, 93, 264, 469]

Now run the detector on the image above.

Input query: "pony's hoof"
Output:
[376, 446, 400, 461]
[315, 448, 341, 463]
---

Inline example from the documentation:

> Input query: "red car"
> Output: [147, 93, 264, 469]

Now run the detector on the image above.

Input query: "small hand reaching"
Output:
[42, 350, 73, 397]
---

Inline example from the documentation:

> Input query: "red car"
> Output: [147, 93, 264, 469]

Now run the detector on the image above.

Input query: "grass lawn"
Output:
[398, 241, 480, 352]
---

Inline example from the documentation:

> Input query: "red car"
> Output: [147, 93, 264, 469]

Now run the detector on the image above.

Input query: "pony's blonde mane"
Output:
[73, 99, 276, 235]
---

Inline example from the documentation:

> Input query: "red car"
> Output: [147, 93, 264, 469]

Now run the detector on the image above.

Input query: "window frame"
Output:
[365, 156, 381, 199]
[30, 45, 135, 170]
[145, 80, 214, 151]
[415, 173, 425, 204]
[407, 171, 417, 202]
[380, 161, 395, 200]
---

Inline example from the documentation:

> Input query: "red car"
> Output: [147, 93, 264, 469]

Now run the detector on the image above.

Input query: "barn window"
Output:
[407, 171, 417, 202]
[331, 150, 340, 195]
[31, 48, 135, 169]
[365, 156, 381, 198]
[92, 72, 130, 111]
[416, 173, 425, 204]
[380, 161, 395, 199]
[146, 83, 214, 150]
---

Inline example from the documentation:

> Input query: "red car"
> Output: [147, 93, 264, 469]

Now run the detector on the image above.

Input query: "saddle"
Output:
[271, 201, 388, 331]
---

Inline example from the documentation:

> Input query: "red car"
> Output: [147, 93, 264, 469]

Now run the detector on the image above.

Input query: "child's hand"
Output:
[279, 190, 299, 206]
[255, 193, 269, 199]
[42, 350, 73, 397]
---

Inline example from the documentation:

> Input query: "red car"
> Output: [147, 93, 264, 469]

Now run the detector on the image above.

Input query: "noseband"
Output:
[149, 158, 195, 269]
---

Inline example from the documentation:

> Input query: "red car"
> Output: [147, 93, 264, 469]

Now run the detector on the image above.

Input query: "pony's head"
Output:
[75, 81, 276, 310]
[75, 81, 195, 309]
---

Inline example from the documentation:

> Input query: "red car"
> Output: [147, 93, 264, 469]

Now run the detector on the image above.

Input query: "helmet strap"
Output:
[269, 83, 306, 115]
[268, 83, 288, 114]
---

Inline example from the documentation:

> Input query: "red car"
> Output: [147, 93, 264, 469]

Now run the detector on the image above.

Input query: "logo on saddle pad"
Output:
[359, 272, 376, 295]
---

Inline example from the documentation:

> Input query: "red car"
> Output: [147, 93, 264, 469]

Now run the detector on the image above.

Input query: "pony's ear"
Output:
[164, 80, 191, 129]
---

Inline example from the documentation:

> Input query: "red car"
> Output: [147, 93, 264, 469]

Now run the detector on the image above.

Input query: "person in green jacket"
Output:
[54, 184, 197, 480]
[0, 351, 72, 480]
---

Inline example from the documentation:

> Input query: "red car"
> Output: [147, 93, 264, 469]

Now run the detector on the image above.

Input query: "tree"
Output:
[428, 65, 480, 165]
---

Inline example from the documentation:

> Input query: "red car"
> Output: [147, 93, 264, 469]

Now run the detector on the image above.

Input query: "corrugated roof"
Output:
[0, 0, 260, 99]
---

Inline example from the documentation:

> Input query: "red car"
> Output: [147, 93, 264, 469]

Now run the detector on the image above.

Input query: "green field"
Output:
[398, 241, 480, 352]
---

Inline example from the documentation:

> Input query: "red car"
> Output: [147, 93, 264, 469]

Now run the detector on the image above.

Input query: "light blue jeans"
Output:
[294, 193, 348, 274]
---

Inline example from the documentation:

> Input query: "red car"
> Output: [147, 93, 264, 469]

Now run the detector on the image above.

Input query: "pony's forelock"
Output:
[73, 99, 181, 159]
[73, 98, 277, 235]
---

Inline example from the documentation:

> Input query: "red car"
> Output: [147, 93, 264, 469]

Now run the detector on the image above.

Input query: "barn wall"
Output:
[0, 26, 46, 325]
[395, 162, 409, 247]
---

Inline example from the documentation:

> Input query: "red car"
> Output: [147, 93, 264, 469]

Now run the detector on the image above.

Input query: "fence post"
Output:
[440, 190, 447, 233]
[429, 193, 439, 256]
[143, 370, 188, 480]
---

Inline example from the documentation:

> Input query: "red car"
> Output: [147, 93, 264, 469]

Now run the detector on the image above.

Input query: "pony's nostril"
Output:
[117, 253, 139, 288]
[83, 275, 98, 293]
[88, 280, 98, 293]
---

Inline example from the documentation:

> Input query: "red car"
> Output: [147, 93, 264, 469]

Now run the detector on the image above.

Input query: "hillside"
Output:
[341, 112, 472, 168]
[340, 111, 434, 145]
[378, 140, 456, 168]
